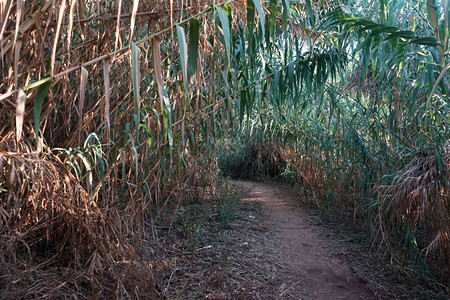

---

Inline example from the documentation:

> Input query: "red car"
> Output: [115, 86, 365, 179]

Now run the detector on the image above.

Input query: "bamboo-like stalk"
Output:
[0, 0, 247, 297]
[1, 0, 448, 297]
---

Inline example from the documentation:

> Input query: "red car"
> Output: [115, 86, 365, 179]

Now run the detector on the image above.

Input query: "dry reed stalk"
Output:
[51, 0, 66, 75]
[0, 0, 247, 296]
[114, 0, 123, 57]
[0, 150, 151, 298]
[67, 0, 77, 57]
[103, 59, 111, 140]
[129, 0, 139, 44]
[14, 89, 26, 143]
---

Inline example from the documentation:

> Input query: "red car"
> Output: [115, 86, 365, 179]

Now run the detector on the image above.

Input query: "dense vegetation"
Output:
[0, 0, 448, 298]
[220, 0, 449, 287]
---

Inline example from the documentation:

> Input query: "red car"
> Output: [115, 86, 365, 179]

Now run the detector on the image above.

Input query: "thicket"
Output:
[220, 0, 449, 291]
[1, 0, 236, 297]
[0, 0, 448, 298]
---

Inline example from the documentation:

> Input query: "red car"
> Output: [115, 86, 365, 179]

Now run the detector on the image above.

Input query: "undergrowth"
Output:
[1, 0, 448, 297]
[218, 133, 449, 295]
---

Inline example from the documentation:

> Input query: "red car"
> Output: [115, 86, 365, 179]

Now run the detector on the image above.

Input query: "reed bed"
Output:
[0, 0, 250, 297]
[1, 0, 449, 297]
[218, 0, 448, 288]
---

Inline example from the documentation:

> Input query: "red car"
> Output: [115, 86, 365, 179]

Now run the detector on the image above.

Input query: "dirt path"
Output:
[234, 180, 375, 300]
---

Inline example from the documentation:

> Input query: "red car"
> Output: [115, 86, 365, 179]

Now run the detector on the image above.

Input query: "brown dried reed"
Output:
[0, 150, 156, 298]
[1, 0, 247, 297]
[378, 144, 449, 266]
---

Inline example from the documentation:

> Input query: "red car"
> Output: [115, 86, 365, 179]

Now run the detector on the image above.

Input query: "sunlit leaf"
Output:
[177, 25, 188, 88]
[15, 89, 26, 142]
[253, 0, 265, 39]
[78, 66, 88, 145]
[216, 5, 232, 68]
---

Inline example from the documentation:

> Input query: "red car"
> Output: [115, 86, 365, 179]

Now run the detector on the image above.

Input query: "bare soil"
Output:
[152, 180, 389, 299]
[150, 180, 449, 299]
[232, 180, 375, 300]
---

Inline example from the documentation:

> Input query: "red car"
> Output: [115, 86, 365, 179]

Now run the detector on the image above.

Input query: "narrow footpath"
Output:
[233, 180, 375, 300]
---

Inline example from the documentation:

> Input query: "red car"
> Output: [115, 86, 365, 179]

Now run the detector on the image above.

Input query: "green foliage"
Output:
[188, 19, 201, 81]
[54, 133, 106, 196]
[3, 0, 448, 295]
[218, 133, 285, 181]
[174, 180, 241, 252]
[216, 5, 232, 69]
[216, 181, 241, 228]
[218, 0, 449, 285]
[33, 76, 52, 144]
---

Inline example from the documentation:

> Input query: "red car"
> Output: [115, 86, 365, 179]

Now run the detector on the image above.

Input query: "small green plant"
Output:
[217, 190, 240, 229]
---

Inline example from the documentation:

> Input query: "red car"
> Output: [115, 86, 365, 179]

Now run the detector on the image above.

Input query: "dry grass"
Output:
[377, 143, 450, 269]
[1, 0, 249, 297]
[278, 141, 449, 285]
[0, 150, 157, 298]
